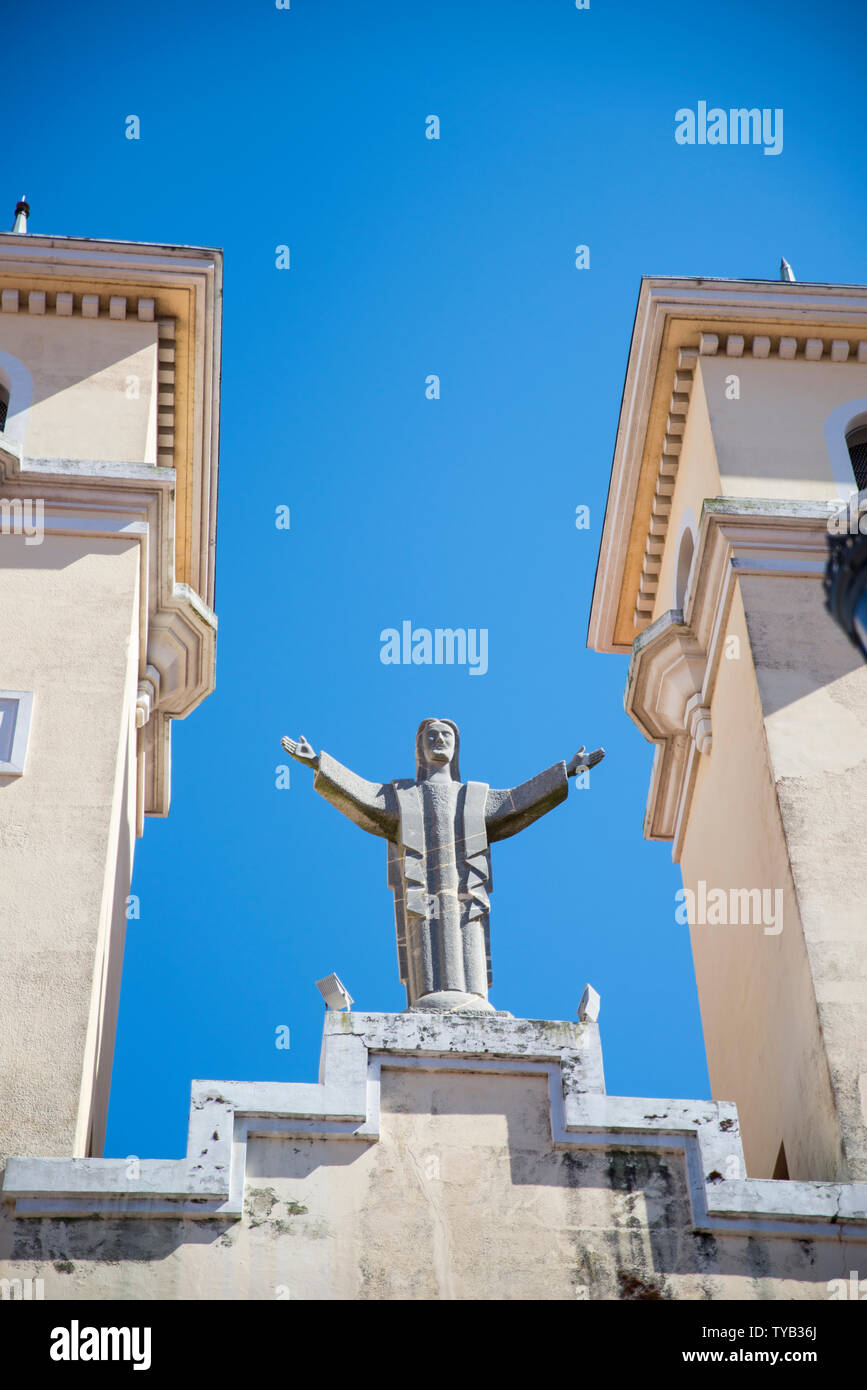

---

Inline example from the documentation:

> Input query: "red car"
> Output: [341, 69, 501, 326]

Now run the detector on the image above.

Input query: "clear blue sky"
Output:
[7, 0, 865, 1158]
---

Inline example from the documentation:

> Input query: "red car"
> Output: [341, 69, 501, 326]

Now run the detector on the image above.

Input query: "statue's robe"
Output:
[313, 752, 569, 1007]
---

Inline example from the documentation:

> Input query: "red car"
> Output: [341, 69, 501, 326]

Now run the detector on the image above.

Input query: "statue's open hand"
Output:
[567, 745, 605, 776]
[281, 734, 318, 766]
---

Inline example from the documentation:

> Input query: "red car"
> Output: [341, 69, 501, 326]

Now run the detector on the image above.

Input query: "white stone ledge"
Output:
[3, 1012, 867, 1238]
[0, 438, 177, 483]
[18, 455, 176, 481]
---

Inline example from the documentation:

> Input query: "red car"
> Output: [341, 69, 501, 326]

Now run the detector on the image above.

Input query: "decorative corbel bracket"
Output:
[1, 440, 217, 830]
[625, 611, 711, 857]
[624, 499, 836, 863]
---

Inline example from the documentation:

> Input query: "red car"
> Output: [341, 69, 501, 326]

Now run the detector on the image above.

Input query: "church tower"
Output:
[589, 275, 867, 1182]
[0, 213, 222, 1162]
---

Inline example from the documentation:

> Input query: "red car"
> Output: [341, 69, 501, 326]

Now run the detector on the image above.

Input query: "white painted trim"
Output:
[0, 690, 34, 776]
[3, 1011, 866, 1239]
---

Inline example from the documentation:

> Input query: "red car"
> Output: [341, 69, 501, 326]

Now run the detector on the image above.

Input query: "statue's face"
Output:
[422, 722, 455, 766]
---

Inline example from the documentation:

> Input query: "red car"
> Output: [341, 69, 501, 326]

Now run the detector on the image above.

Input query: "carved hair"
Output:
[415, 718, 460, 782]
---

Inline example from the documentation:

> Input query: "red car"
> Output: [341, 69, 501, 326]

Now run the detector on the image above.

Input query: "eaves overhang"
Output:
[0, 230, 222, 611]
[588, 275, 867, 656]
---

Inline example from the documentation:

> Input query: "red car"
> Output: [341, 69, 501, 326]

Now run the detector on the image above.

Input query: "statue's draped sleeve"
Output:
[313, 750, 399, 839]
[484, 762, 569, 842]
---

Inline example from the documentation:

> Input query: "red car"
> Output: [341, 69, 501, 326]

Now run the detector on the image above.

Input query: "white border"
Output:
[0, 690, 34, 776]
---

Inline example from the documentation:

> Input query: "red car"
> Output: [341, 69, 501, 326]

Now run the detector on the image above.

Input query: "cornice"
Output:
[0, 233, 221, 609]
[634, 345, 699, 626]
[589, 276, 867, 655]
[0, 231, 222, 280]
[626, 499, 834, 861]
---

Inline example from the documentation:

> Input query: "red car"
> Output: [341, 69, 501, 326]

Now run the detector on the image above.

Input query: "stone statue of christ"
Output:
[281, 719, 604, 1013]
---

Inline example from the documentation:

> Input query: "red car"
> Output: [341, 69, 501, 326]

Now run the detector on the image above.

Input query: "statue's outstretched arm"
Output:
[281, 735, 398, 840]
[485, 762, 570, 842]
[485, 747, 604, 843]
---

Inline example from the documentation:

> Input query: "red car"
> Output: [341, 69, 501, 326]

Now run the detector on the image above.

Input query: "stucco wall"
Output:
[700, 355, 866, 501]
[741, 573, 867, 1181]
[649, 344, 867, 1183]
[0, 535, 140, 1163]
[680, 584, 841, 1182]
[0, 315, 158, 463]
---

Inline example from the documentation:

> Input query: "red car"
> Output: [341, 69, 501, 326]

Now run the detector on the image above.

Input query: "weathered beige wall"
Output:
[650, 349, 867, 1181]
[700, 356, 865, 500]
[741, 573, 867, 1181]
[0, 315, 158, 463]
[0, 535, 140, 1163]
[680, 585, 841, 1181]
[0, 1066, 859, 1300]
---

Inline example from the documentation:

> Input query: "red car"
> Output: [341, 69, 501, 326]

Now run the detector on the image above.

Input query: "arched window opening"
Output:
[675, 527, 695, 611]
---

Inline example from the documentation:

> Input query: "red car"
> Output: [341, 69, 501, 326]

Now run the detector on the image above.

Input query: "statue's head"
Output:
[415, 718, 460, 781]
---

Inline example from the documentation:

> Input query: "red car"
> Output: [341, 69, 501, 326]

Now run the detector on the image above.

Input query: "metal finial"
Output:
[12, 195, 30, 234]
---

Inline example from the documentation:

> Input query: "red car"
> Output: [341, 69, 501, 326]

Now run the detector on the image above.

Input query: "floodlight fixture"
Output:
[316, 973, 354, 1011]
